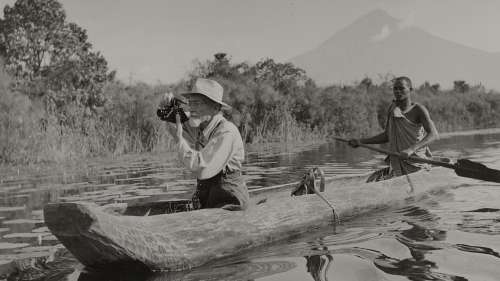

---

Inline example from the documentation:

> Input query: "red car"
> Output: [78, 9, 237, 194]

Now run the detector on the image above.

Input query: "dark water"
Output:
[1, 131, 500, 280]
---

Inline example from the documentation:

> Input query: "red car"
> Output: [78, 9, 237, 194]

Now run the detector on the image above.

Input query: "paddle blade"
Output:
[455, 159, 500, 183]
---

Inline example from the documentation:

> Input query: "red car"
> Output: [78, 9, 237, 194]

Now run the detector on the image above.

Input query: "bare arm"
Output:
[415, 104, 439, 149]
[348, 130, 388, 148]
[360, 131, 389, 145]
[402, 104, 439, 154]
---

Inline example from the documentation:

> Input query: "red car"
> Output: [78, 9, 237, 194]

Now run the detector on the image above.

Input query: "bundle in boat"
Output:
[43, 167, 470, 272]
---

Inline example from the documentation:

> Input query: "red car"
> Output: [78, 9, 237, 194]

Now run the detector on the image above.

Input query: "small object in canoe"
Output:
[291, 167, 325, 196]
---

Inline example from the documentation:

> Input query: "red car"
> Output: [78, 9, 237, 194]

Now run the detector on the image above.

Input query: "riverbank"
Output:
[439, 127, 500, 138]
[4, 54, 500, 167]
[2, 127, 499, 183]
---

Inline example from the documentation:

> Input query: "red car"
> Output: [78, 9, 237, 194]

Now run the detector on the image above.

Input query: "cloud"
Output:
[371, 25, 391, 42]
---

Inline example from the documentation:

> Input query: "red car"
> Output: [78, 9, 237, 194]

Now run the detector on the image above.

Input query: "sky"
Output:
[1, 0, 499, 84]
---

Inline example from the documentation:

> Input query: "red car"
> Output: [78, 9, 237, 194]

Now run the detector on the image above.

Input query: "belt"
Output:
[197, 168, 241, 186]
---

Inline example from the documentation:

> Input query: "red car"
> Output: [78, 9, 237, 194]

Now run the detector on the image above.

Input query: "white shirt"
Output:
[178, 113, 245, 180]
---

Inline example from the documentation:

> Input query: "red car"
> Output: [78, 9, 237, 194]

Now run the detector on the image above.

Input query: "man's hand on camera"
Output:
[159, 92, 173, 108]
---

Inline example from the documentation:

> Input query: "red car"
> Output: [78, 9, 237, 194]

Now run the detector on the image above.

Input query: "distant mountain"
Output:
[290, 9, 500, 90]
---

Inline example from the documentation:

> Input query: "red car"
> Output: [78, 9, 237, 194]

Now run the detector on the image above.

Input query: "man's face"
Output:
[187, 94, 213, 118]
[393, 80, 411, 102]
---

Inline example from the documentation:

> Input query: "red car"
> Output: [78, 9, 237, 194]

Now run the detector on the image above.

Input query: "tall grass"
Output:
[0, 83, 322, 165]
[2, 57, 500, 166]
[0, 66, 44, 163]
[0, 72, 176, 164]
[252, 105, 327, 144]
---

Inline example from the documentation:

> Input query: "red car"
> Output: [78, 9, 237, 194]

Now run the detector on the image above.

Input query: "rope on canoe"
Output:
[291, 167, 339, 224]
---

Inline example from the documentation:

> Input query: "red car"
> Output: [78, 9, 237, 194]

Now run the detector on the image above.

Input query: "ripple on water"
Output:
[162, 259, 297, 281]
[2, 232, 47, 244]
[0, 133, 499, 280]
[0, 242, 30, 251]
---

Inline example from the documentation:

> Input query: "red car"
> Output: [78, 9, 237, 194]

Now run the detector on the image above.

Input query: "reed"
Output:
[2, 57, 500, 166]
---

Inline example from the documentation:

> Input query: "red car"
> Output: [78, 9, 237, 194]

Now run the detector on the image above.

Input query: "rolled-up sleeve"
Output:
[178, 131, 234, 179]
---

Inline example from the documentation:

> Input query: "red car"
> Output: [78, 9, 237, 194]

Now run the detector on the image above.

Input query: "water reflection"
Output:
[1, 131, 500, 280]
[379, 206, 462, 280]
[381, 224, 452, 280]
[304, 246, 333, 281]
[75, 259, 297, 281]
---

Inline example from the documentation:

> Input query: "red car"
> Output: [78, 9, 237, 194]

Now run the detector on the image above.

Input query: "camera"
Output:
[157, 94, 189, 123]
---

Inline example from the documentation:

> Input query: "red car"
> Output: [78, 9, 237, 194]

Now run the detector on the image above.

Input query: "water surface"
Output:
[1, 131, 500, 281]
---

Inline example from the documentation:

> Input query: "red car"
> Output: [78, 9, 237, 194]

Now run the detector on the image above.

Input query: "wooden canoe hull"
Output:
[44, 167, 471, 271]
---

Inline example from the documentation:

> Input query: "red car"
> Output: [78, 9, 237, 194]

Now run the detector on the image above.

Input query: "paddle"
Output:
[334, 137, 500, 183]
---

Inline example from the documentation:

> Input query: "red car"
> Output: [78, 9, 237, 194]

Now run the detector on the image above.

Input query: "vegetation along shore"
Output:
[1, 0, 500, 166]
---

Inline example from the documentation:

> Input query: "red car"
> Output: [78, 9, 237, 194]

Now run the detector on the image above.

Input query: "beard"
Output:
[188, 115, 212, 128]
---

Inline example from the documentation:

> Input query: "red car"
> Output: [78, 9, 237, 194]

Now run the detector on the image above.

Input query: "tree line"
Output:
[1, 0, 500, 165]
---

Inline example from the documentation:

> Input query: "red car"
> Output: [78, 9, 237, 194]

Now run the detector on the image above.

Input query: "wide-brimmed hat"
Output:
[182, 78, 231, 109]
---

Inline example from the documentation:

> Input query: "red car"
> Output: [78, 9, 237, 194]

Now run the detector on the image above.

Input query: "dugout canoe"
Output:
[43, 167, 473, 272]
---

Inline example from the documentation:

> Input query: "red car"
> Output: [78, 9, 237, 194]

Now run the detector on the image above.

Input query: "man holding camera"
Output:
[163, 78, 249, 211]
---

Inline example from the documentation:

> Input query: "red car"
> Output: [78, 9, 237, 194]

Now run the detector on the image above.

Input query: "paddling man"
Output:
[348, 76, 439, 182]
[165, 78, 250, 210]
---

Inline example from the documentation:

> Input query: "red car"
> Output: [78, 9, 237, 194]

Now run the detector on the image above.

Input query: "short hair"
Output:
[394, 76, 413, 89]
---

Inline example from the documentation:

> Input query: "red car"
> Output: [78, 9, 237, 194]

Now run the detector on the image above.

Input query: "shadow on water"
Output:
[373, 206, 463, 281]
[372, 203, 500, 281]
[74, 258, 297, 281]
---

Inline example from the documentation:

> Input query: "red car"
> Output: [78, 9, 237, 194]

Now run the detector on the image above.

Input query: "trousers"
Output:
[194, 170, 245, 209]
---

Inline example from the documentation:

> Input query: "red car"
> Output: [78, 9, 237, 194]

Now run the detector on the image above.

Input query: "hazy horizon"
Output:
[1, 0, 499, 88]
